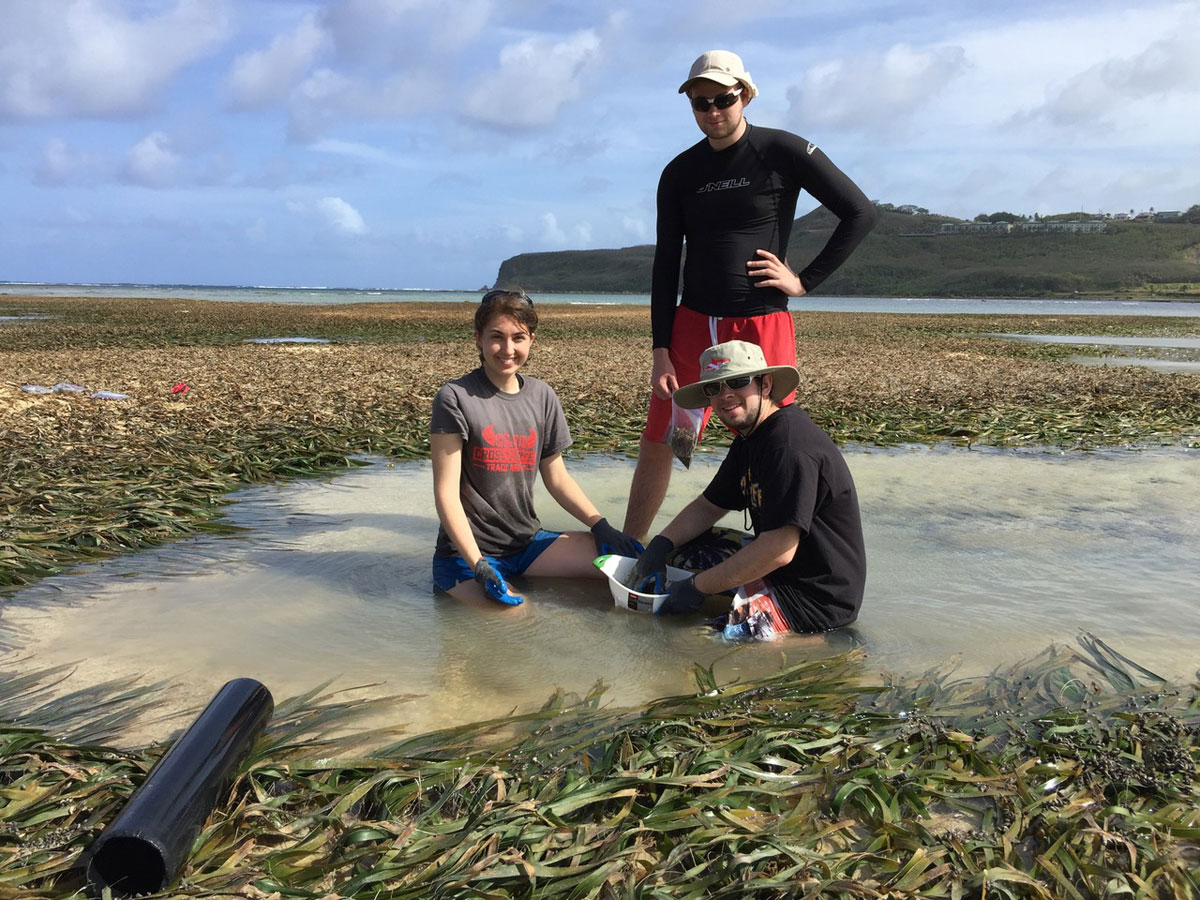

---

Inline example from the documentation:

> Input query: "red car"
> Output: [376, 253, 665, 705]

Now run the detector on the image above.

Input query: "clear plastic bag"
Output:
[667, 401, 704, 468]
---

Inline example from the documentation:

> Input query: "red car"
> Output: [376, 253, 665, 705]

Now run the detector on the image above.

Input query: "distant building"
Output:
[935, 220, 1107, 235]
[1155, 210, 1181, 221]
[938, 222, 1013, 234]
[1015, 221, 1107, 234]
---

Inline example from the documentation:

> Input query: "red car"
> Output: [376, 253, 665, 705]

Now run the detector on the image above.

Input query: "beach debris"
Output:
[243, 337, 331, 344]
[19, 382, 131, 400]
[21, 382, 92, 394]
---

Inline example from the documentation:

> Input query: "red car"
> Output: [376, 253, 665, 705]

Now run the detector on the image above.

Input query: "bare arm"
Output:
[539, 452, 602, 528]
[431, 431, 485, 568]
[691, 525, 801, 594]
[659, 495, 729, 549]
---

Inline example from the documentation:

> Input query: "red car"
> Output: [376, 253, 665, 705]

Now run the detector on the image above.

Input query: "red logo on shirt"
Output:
[474, 425, 538, 472]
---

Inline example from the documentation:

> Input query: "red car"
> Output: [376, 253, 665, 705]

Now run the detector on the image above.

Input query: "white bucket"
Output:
[594, 555, 693, 614]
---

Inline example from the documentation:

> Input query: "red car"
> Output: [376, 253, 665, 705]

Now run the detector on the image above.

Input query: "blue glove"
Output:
[628, 535, 674, 594]
[590, 518, 644, 558]
[473, 559, 522, 606]
[656, 575, 707, 616]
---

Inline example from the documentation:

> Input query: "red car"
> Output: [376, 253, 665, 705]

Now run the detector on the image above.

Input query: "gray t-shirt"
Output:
[430, 368, 572, 558]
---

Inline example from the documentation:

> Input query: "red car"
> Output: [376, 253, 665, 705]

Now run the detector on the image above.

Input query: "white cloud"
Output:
[286, 67, 441, 141]
[1020, 31, 1200, 128]
[0, 0, 229, 119]
[541, 212, 566, 244]
[323, 0, 492, 62]
[34, 138, 103, 186]
[310, 138, 414, 167]
[539, 211, 591, 246]
[621, 215, 650, 242]
[789, 42, 968, 134]
[317, 196, 367, 234]
[121, 132, 183, 188]
[227, 11, 328, 110]
[462, 30, 601, 129]
[223, 0, 485, 140]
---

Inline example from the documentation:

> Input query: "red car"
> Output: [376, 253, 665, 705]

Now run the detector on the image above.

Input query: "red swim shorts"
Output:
[642, 306, 797, 443]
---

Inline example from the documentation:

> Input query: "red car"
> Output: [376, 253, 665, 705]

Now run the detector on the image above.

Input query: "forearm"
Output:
[542, 458, 602, 527]
[797, 208, 877, 292]
[692, 526, 800, 594]
[796, 151, 878, 292]
[651, 177, 683, 348]
[650, 262, 680, 349]
[430, 432, 485, 566]
[434, 490, 485, 567]
[660, 496, 727, 549]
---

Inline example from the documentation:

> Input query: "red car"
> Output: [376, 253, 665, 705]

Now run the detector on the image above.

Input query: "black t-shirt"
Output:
[651, 123, 877, 348]
[702, 405, 866, 631]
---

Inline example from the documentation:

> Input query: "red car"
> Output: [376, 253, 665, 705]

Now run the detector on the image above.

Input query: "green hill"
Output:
[494, 206, 1200, 298]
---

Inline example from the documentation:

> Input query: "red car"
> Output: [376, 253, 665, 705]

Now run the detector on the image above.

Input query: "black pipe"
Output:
[80, 678, 274, 897]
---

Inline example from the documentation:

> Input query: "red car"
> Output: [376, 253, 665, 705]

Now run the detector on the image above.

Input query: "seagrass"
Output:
[1, 293, 1198, 896]
[0, 636, 1197, 898]
[2, 296, 1197, 593]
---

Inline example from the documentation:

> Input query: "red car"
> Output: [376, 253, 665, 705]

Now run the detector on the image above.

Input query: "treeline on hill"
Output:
[494, 204, 1200, 297]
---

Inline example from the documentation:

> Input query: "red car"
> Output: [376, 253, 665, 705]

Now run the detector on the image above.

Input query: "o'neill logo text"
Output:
[696, 177, 750, 194]
[473, 424, 537, 472]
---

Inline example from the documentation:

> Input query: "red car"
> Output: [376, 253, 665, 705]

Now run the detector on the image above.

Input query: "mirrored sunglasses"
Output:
[480, 289, 533, 306]
[701, 375, 755, 398]
[690, 87, 743, 113]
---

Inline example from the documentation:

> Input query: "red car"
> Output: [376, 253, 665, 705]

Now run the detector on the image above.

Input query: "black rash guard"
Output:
[651, 122, 877, 349]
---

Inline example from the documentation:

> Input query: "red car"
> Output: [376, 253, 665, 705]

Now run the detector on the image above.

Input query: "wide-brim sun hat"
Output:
[673, 339, 800, 410]
[678, 49, 759, 99]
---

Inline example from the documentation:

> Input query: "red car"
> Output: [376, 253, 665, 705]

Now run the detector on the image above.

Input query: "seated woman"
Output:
[430, 290, 640, 606]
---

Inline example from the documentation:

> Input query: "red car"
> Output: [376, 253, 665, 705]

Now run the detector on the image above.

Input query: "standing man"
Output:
[629, 340, 866, 641]
[623, 49, 877, 540]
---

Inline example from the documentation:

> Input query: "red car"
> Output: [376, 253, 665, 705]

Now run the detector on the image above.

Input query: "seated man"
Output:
[630, 340, 865, 640]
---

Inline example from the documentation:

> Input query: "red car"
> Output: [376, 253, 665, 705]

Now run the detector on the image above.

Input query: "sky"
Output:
[1, 0, 1198, 290]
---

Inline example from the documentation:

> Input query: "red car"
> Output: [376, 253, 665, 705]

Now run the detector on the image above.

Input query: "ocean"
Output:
[3, 281, 1200, 317]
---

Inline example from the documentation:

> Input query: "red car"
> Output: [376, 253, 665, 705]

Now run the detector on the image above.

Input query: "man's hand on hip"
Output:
[747, 249, 805, 297]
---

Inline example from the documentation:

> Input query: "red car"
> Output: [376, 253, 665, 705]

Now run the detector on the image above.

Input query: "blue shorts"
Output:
[432, 529, 562, 592]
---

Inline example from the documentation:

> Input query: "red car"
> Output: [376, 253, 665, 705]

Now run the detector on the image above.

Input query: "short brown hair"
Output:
[475, 289, 537, 335]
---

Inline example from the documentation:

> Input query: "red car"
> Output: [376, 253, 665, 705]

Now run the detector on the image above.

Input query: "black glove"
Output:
[590, 518, 644, 558]
[656, 575, 707, 616]
[628, 535, 674, 594]
[473, 559, 522, 606]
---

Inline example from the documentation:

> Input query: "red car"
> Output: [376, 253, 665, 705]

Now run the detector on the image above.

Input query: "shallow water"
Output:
[1068, 355, 1200, 374]
[4, 283, 1200, 316]
[3, 447, 1198, 744]
[981, 332, 1200, 373]
[983, 333, 1200, 349]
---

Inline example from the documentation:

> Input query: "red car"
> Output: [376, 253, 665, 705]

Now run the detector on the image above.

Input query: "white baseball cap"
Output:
[678, 50, 759, 99]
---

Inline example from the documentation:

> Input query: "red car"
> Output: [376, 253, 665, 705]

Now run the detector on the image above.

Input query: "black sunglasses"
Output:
[701, 375, 755, 398]
[480, 289, 533, 306]
[690, 86, 743, 113]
